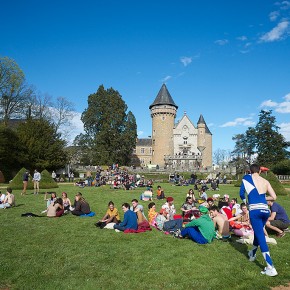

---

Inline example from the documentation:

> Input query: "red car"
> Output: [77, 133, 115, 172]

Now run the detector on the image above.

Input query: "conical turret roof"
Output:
[149, 84, 178, 109]
[197, 114, 212, 135]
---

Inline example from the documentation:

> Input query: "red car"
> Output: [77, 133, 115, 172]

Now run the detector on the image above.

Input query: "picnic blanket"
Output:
[124, 220, 152, 234]
[80, 211, 96, 217]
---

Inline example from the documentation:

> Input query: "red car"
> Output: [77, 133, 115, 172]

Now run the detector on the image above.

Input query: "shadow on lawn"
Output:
[228, 235, 264, 269]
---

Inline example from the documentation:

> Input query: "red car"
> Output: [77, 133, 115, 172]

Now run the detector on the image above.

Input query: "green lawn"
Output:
[1, 183, 290, 290]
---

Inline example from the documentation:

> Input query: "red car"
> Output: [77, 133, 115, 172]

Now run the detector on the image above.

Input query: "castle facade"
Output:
[131, 84, 212, 170]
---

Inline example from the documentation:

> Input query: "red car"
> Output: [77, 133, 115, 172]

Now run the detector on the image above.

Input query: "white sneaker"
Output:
[115, 229, 121, 232]
[69, 206, 75, 211]
[261, 266, 278, 277]
[41, 210, 47, 214]
[248, 250, 256, 262]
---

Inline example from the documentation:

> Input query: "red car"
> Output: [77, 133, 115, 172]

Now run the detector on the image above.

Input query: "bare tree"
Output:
[52, 96, 75, 133]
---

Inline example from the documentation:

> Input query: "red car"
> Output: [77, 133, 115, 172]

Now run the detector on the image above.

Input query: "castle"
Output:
[131, 84, 212, 170]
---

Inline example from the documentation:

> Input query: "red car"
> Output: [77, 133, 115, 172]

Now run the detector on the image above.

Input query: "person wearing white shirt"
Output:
[33, 169, 41, 194]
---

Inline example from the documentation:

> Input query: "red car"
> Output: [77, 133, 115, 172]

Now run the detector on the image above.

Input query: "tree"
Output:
[75, 85, 137, 165]
[255, 110, 288, 166]
[0, 57, 33, 124]
[232, 110, 289, 168]
[0, 124, 26, 180]
[16, 119, 68, 171]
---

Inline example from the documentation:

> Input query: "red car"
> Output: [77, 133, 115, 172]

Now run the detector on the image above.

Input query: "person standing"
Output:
[240, 164, 278, 277]
[21, 170, 30, 195]
[51, 171, 56, 181]
[33, 169, 41, 195]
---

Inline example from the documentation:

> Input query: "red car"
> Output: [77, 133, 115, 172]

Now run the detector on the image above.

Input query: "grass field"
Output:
[1, 183, 290, 290]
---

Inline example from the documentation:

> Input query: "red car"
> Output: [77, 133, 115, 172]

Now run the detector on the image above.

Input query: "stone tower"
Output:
[197, 114, 212, 168]
[149, 84, 178, 167]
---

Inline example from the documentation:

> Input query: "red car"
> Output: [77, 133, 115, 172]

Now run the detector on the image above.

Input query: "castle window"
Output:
[149, 148, 152, 154]
[141, 148, 145, 154]
[153, 139, 155, 145]
[133, 149, 136, 154]
[162, 116, 165, 121]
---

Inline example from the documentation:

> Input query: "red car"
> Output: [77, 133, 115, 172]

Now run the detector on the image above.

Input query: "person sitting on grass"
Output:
[156, 185, 165, 200]
[180, 206, 215, 244]
[162, 197, 176, 220]
[131, 199, 147, 223]
[0, 191, 6, 204]
[113, 203, 138, 232]
[209, 205, 231, 240]
[155, 208, 183, 235]
[228, 203, 253, 237]
[71, 192, 91, 216]
[47, 198, 64, 218]
[199, 188, 208, 201]
[180, 197, 196, 221]
[0, 187, 15, 209]
[95, 201, 121, 228]
[61, 192, 72, 211]
[42, 192, 57, 213]
[266, 200, 290, 238]
[186, 188, 197, 203]
[230, 198, 242, 217]
[148, 202, 158, 226]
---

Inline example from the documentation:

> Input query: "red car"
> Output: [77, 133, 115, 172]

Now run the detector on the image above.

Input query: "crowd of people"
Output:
[1, 164, 289, 277]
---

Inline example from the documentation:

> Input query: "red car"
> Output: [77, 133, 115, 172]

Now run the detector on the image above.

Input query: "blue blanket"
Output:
[80, 211, 96, 217]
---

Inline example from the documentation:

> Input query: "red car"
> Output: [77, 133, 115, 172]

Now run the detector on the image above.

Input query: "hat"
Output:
[166, 197, 174, 202]
[207, 197, 213, 202]
[199, 206, 209, 214]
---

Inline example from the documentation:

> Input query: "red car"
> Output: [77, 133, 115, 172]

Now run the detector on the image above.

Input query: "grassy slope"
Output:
[0, 184, 290, 290]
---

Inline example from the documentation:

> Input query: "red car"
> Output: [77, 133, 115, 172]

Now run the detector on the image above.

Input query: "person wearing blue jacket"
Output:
[114, 203, 138, 232]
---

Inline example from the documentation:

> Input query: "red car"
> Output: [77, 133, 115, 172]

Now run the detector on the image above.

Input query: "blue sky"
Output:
[1, 0, 290, 152]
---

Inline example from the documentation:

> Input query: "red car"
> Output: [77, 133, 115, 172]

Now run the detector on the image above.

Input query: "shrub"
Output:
[271, 159, 290, 175]
[40, 169, 59, 189]
[234, 171, 287, 196]
[9, 168, 58, 190]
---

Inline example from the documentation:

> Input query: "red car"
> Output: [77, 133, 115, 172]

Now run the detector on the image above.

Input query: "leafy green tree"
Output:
[76, 85, 137, 165]
[0, 57, 33, 125]
[16, 119, 68, 171]
[255, 110, 288, 166]
[0, 124, 26, 180]
[232, 110, 289, 168]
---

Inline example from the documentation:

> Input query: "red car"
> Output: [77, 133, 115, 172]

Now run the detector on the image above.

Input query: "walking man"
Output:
[240, 164, 278, 277]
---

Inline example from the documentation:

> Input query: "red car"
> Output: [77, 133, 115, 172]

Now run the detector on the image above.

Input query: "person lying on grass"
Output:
[95, 201, 121, 228]
[181, 206, 215, 244]
[113, 203, 138, 232]
[71, 192, 91, 216]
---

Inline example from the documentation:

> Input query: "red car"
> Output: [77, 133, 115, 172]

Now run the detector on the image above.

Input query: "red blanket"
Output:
[124, 221, 152, 234]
